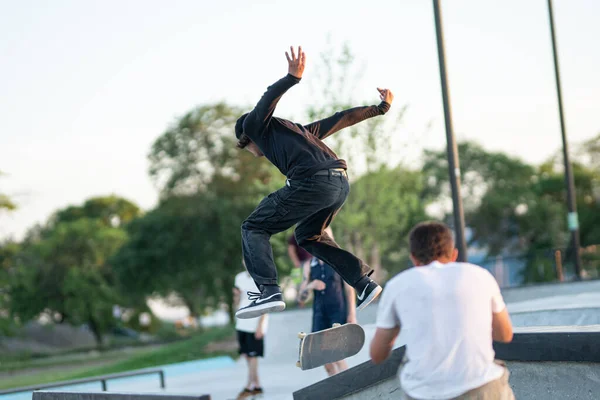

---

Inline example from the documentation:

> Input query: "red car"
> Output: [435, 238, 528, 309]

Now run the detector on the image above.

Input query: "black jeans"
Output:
[241, 171, 371, 288]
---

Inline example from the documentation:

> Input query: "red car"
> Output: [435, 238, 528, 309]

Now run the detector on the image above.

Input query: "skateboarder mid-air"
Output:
[235, 45, 394, 319]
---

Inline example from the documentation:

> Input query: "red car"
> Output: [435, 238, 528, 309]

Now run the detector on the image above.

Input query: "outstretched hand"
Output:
[377, 88, 394, 105]
[286, 46, 306, 79]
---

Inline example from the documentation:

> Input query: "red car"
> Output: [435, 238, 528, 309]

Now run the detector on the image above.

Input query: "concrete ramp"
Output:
[293, 326, 600, 399]
[32, 392, 210, 400]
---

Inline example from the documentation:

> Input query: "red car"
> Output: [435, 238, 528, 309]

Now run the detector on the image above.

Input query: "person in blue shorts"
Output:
[297, 227, 357, 376]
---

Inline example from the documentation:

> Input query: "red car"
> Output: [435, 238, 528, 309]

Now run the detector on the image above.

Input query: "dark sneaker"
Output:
[251, 387, 263, 395]
[355, 274, 382, 311]
[236, 388, 254, 399]
[235, 285, 286, 319]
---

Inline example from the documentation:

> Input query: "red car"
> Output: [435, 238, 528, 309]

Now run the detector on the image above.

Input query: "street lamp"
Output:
[547, 0, 583, 279]
[432, 0, 468, 261]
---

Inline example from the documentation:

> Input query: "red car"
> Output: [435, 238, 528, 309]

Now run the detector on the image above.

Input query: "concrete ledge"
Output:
[293, 327, 600, 400]
[332, 362, 600, 400]
[293, 347, 405, 400]
[513, 324, 600, 333]
[506, 362, 600, 400]
[494, 328, 600, 362]
[32, 392, 211, 400]
[293, 347, 406, 400]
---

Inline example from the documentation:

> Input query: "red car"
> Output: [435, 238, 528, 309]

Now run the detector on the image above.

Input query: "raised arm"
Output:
[242, 46, 306, 141]
[304, 88, 394, 140]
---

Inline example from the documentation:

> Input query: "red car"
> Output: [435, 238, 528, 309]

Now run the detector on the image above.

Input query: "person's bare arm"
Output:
[233, 287, 241, 309]
[304, 88, 393, 140]
[255, 314, 267, 339]
[492, 308, 513, 342]
[489, 273, 513, 343]
[370, 326, 400, 364]
[297, 261, 313, 305]
[300, 260, 311, 289]
[288, 244, 301, 268]
[299, 275, 326, 304]
[344, 282, 357, 324]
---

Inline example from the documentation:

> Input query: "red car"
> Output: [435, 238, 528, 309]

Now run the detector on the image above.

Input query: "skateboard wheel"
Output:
[332, 323, 341, 327]
[296, 361, 301, 367]
[298, 332, 306, 339]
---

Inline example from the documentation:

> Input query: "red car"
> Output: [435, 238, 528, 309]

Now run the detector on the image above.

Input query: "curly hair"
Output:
[409, 221, 455, 265]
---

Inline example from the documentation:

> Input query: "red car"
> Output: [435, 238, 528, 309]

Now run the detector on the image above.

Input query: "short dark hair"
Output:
[409, 221, 455, 264]
[235, 113, 249, 148]
[236, 134, 251, 149]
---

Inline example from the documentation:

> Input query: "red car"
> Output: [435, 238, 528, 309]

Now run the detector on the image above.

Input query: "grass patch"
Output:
[0, 350, 128, 374]
[0, 325, 236, 391]
[0, 367, 112, 391]
[69, 325, 236, 377]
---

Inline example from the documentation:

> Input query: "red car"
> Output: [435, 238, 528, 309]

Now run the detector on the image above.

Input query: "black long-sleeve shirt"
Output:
[242, 74, 391, 180]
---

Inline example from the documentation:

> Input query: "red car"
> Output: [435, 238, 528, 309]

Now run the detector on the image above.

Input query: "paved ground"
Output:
[113, 279, 600, 400]
[113, 305, 386, 400]
[4, 279, 600, 400]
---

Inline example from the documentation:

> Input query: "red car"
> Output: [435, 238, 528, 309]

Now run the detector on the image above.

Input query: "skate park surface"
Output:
[4, 279, 600, 400]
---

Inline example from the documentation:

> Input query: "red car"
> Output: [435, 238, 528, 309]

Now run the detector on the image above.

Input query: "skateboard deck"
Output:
[296, 323, 365, 370]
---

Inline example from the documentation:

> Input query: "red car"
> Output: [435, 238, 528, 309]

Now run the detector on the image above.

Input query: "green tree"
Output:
[51, 195, 141, 228]
[0, 240, 20, 335]
[335, 166, 430, 282]
[423, 139, 600, 283]
[148, 102, 263, 197]
[111, 195, 217, 317]
[574, 133, 600, 172]
[4, 195, 139, 345]
[8, 218, 128, 346]
[0, 171, 16, 212]
[546, 133, 600, 248]
[423, 141, 536, 227]
[528, 156, 600, 279]
[423, 141, 540, 253]
[112, 174, 293, 323]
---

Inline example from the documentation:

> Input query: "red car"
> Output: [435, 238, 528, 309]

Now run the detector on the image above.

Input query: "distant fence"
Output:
[478, 245, 600, 288]
[0, 369, 165, 396]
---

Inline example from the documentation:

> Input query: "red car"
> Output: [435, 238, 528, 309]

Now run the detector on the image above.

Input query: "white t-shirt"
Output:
[234, 272, 269, 333]
[376, 261, 506, 399]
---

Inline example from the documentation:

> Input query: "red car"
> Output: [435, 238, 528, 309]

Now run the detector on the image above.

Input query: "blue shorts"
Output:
[312, 306, 347, 332]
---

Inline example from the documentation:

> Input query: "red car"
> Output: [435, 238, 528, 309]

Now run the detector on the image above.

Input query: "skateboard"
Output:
[296, 323, 365, 370]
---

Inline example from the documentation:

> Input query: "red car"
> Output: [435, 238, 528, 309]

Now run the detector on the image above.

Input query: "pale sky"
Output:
[1, 0, 598, 240]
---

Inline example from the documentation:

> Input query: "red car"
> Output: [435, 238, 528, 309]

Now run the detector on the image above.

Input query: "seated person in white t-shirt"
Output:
[370, 221, 514, 400]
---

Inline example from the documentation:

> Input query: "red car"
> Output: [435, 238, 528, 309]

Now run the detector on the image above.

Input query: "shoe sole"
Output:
[235, 301, 286, 319]
[356, 285, 382, 311]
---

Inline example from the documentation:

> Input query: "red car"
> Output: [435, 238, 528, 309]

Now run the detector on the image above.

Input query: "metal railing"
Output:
[0, 368, 165, 395]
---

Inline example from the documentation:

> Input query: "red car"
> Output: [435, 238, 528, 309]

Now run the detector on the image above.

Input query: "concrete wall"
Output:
[337, 362, 600, 400]
[338, 378, 399, 400]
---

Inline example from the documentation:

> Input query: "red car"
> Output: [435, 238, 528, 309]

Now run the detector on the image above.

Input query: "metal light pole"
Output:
[547, 0, 583, 279]
[432, 0, 468, 261]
